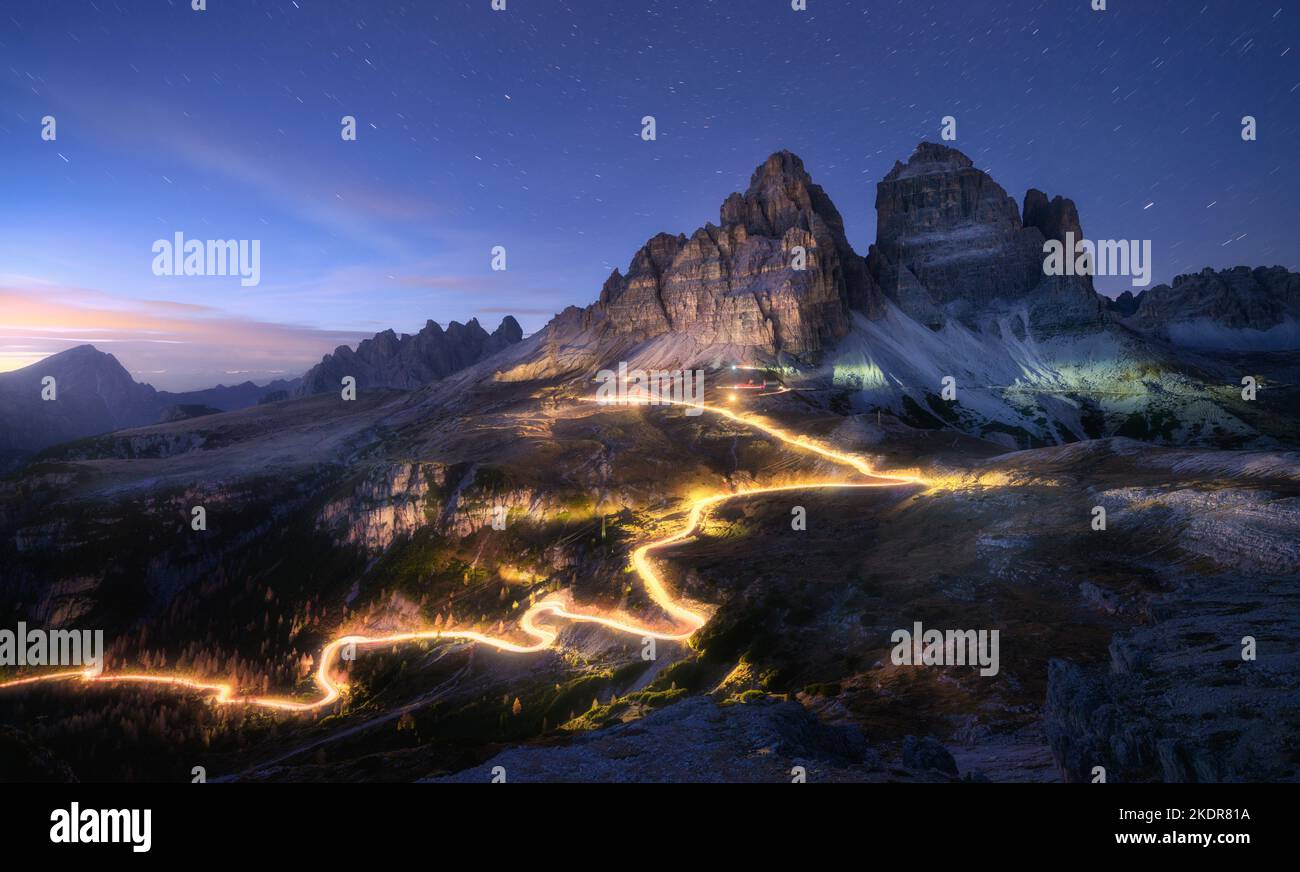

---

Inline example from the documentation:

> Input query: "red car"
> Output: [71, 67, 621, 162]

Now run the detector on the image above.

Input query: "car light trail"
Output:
[0, 397, 923, 712]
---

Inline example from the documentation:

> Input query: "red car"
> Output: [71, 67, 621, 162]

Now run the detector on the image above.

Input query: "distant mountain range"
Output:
[0, 346, 300, 472]
[295, 316, 523, 396]
[0, 314, 524, 474]
[1109, 266, 1300, 350]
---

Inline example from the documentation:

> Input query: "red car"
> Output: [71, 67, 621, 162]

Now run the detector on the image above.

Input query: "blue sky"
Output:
[1, 0, 1296, 389]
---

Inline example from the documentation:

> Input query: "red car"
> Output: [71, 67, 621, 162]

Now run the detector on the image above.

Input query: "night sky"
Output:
[2, 0, 1296, 389]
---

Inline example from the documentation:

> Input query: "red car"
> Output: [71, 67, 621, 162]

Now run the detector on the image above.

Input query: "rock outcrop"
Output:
[530, 151, 881, 374]
[1118, 266, 1300, 349]
[296, 316, 524, 396]
[1021, 189, 1085, 250]
[600, 151, 877, 355]
[1106, 289, 1145, 317]
[867, 142, 1097, 329]
[1022, 188, 1092, 291]
[315, 459, 576, 551]
[1045, 569, 1300, 784]
[869, 143, 1043, 311]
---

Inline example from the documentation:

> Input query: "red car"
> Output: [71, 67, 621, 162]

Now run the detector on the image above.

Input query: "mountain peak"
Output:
[869, 140, 1096, 321]
[492, 315, 523, 343]
[1121, 265, 1300, 346]
[47, 343, 116, 364]
[0, 343, 161, 463]
[749, 149, 812, 185]
[883, 141, 974, 182]
[720, 150, 826, 236]
[35, 344, 136, 381]
[533, 147, 878, 366]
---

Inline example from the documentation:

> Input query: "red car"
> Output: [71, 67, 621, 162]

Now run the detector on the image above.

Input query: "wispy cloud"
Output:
[46, 83, 443, 258]
[0, 278, 366, 390]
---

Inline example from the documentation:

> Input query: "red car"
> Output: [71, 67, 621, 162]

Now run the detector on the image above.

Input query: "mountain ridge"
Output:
[295, 315, 524, 396]
[1113, 265, 1300, 350]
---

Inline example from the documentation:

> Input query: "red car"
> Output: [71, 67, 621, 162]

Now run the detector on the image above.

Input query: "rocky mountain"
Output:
[295, 316, 524, 396]
[865, 142, 1101, 333]
[1113, 266, 1300, 351]
[823, 143, 1299, 449]
[0, 346, 300, 473]
[827, 144, 1149, 447]
[871, 144, 1063, 328]
[506, 141, 1111, 383]
[498, 142, 1290, 449]
[0, 315, 524, 473]
[500, 151, 882, 382]
[0, 346, 157, 471]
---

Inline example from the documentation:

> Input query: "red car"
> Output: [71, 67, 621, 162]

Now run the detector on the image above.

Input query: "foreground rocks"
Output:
[1045, 569, 1299, 783]
[428, 696, 954, 783]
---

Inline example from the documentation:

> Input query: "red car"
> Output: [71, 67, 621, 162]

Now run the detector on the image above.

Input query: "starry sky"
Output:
[1, 0, 1296, 389]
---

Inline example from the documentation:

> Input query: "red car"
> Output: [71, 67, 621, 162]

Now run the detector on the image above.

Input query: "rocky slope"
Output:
[427, 696, 949, 783]
[295, 316, 523, 396]
[1034, 446, 1300, 782]
[1114, 266, 1300, 350]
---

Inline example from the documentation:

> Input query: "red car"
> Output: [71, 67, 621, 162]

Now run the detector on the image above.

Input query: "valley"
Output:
[2, 369, 1294, 782]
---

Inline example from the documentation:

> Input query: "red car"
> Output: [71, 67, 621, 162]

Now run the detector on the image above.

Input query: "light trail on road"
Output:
[0, 396, 922, 712]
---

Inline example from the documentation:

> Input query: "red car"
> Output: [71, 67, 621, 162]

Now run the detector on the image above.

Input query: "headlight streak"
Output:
[0, 394, 923, 712]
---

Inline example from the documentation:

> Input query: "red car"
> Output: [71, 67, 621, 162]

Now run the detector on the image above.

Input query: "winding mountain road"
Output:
[0, 397, 923, 712]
